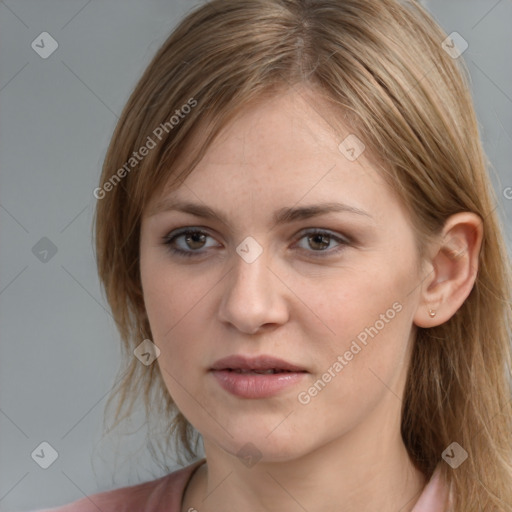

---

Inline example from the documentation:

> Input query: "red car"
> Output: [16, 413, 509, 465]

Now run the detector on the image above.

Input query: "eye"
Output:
[293, 229, 350, 257]
[162, 227, 351, 259]
[162, 228, 220, 258]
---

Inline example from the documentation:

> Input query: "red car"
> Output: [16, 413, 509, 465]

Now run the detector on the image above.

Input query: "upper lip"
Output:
[210, 355, 307, 372]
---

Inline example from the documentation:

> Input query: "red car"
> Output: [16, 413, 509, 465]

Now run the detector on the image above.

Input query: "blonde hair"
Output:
[94, 0, 512, 508]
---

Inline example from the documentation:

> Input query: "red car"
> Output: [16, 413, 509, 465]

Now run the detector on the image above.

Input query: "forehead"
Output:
[143, 89, 406, 230]
[198, 91, 356, 171]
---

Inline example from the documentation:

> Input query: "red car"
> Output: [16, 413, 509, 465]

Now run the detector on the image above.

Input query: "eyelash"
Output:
[161, 227, 351, 259]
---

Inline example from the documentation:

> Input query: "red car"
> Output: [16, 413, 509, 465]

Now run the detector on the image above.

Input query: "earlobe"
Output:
[413, 212, 483, 329]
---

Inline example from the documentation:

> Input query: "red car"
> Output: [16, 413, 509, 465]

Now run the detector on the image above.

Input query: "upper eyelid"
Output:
[162, 227, 218, 243]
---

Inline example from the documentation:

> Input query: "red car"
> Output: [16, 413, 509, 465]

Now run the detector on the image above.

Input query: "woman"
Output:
[44, 0, 512, 510]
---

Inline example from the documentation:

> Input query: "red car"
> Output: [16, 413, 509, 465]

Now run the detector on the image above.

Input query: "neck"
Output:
[182, 417, 427, 512]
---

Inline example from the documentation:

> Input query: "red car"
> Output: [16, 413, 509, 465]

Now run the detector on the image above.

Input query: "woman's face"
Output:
[139, 89, 425, 462]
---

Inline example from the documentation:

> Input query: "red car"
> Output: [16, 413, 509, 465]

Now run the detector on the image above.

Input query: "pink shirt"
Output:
[38, 459, 451, 511]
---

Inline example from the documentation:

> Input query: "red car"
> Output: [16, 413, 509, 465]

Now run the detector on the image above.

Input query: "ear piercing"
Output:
[428, 308, 436, 318]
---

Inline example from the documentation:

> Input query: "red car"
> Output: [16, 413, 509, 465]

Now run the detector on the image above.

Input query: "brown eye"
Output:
[184, 231, 207, 250]
[163, 228, 220, 258]
[307, 233, 331, 251]
[294, 229, 350, 257]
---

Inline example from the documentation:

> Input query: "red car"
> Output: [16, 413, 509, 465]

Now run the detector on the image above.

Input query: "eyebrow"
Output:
[148, 198, 373, 228]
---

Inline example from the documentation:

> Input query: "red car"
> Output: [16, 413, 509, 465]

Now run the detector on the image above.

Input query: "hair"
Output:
[93, 0, 512, 509]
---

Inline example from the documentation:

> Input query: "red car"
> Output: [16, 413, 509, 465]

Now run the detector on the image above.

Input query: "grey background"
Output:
[0, 1, 511, 510]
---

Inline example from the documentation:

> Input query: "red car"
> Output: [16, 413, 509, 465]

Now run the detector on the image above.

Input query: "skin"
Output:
[139, 87, 483, 512]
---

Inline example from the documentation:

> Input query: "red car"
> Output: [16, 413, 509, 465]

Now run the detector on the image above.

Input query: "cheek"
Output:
[140, 259, 219, 396]
[140, 253, 218, 340]
[292, 299, 412, 440]
[288, 261, 414, 397]
[289, 261, 410, 345]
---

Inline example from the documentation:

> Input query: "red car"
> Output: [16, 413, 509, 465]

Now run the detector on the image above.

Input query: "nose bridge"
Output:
[217, 239, 287, 333]
[227, 242, 271, 308]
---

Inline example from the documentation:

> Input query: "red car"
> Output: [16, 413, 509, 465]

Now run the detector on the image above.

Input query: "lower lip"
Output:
[210, 370, 307, 399]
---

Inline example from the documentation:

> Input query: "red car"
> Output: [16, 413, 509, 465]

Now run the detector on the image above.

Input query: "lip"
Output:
[211, 354, 307, 372]
[209, 354, 308, 399]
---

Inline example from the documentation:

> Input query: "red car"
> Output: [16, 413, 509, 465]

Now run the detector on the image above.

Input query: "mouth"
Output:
[221, 368, 300, 374]
[209, 355, 308, 399]
[210, 354, 308, 373]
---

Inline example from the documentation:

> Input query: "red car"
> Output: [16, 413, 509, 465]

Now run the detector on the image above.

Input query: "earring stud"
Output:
[428, 308, 436, 318]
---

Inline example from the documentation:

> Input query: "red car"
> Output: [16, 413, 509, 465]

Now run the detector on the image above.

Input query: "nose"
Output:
[217, 245, 290, 335]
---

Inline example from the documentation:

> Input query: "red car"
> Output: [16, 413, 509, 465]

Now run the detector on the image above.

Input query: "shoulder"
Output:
[37, 459, 206, 512]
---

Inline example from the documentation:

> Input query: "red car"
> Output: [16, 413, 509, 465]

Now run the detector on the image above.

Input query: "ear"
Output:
[413, 212, 483, 328]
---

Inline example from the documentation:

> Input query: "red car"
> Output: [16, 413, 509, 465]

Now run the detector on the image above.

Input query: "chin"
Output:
[210, 428, 314, 464]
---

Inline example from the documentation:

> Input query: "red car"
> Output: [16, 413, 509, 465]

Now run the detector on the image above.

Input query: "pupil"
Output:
[310, 234, 329, 250]
[186, 232, 205, 249]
